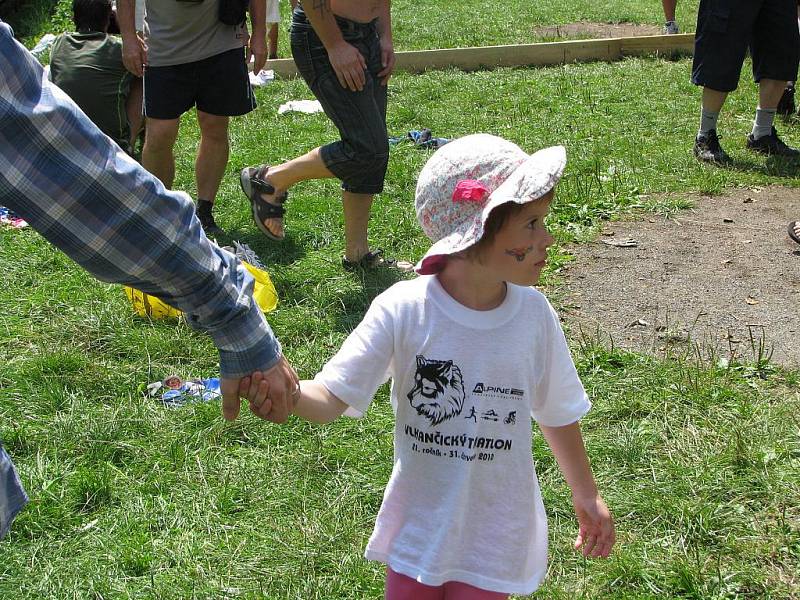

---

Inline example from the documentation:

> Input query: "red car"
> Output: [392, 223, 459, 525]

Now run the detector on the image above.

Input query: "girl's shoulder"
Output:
[514, 283, 552, 311]
[372, 276, 430, 311]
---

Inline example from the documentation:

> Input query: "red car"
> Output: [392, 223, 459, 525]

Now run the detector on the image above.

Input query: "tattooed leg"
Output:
[504, 246, 534, 262]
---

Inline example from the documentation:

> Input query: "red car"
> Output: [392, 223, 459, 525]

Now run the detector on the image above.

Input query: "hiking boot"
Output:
[694, 129, 730, 163]
[746, 127, 800, 158]
[663, 21, 679, 34]
[777, 84, 796, 116]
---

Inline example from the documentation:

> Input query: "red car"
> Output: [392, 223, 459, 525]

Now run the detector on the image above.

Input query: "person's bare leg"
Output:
[702, 87, 728, 113]
[267, 23, 278, 59]
[342, 191, 373, 262]
[195, 111, 230, 204]
[126, 77, 144, 152]
[758, 78, 788, 110]
[252, 147, 334, 239]
[142, 117, 180, 188]
[662, 0, 677, 22]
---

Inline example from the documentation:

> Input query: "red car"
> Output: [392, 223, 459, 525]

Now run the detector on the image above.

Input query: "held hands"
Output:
[220, 355, 299, 423]
[328, 40, 367, 91]
[572, 493, 615, 558]
[121, 33, 147, 77]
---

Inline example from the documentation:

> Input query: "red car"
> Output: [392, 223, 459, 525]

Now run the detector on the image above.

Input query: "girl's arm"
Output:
[539, 421, 616, 558]
[291, 380, 349, 423]
[242, 372, 348, 424]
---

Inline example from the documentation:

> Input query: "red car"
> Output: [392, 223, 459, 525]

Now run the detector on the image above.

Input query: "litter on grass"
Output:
[389, 128, 451, 150]
[278, 100, 324, 114]
[125, 241, 278, 318]
[30, 33, 56, 57]
[147, 375, 221, 408]
[0, 206, 28, 228]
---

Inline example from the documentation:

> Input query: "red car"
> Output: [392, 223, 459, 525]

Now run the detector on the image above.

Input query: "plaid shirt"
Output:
[0, 22, 281, 379]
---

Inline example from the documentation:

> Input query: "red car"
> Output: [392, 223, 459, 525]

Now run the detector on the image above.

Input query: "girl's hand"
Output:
[572, 493, 615, 558]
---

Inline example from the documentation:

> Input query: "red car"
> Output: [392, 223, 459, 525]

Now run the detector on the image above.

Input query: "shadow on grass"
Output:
[215, 228, 307, 267]
[710, 156, 800, 178]
[332, 268, 413, 332]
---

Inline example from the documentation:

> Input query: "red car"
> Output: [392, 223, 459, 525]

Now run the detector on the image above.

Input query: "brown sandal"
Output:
[342, 249, 415, 272]
[239, 165, 288, 241]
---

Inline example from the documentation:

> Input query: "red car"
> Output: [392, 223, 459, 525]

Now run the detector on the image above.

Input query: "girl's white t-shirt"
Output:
[316, 275, 589, 595]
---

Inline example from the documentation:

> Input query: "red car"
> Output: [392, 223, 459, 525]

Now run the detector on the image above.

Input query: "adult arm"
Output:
[0, 22, 296, 421]
[539, 422, 616, 558]
[248, 0, 268, 73]
[117, 0, 147, 77]
[376, 1, 394, 86]
[302, 0, 366, 91]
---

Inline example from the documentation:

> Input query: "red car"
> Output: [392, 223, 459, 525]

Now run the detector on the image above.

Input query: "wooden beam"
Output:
[263, 33, 695, 79]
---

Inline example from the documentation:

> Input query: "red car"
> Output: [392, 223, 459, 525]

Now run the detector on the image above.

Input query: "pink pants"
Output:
[385, 568, 509, 600]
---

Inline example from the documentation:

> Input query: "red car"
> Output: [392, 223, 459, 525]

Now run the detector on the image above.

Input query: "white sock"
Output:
[698, 108, 719, 137]
[751, 107, 776, 140]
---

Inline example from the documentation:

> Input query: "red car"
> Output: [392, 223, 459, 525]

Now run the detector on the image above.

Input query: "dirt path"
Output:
[560, 186, 800, 367]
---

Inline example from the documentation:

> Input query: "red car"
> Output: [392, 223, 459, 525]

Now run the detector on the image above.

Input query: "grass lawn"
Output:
[4, 0, 703, 49]
[1, 1, 799, 599]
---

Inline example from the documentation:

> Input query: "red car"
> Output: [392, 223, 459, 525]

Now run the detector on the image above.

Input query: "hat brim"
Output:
[415, 145, 566, 275]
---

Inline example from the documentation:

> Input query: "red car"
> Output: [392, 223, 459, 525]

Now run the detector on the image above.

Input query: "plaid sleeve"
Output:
[0, 22, 281, 378]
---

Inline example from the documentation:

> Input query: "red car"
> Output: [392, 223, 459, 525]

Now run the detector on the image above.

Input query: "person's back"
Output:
[50, 31, 133, 152]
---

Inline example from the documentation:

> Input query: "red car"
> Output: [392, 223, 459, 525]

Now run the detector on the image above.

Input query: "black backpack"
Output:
[219, 0, 248, 26]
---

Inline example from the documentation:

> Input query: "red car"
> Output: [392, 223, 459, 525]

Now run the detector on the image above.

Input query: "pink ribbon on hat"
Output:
[452, 180, 488, 203]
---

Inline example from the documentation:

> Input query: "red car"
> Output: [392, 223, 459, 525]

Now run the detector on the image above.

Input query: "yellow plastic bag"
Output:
[243, 261, 278, 313]
[124, 286, 182, 319]
[124, 261, 278, 319]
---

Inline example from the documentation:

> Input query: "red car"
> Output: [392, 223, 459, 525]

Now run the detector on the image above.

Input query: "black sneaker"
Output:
[196, 199, 225, 236]
[777, 84, 796, 116]
[694, 129, 730, 163]
[198, 211, 225, 236]
[746, 127, 800, 158]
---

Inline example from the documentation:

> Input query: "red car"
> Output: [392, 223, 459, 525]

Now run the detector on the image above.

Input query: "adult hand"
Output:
[328, 40, 366, 91]
[220, 355, 299, 422]
[121, 33, 147, 77]
[572, 493, 615, 558]
[248, 31, 268, 74]
[377, 35, 395, 86]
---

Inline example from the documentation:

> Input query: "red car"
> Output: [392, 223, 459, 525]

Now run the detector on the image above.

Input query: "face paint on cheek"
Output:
[504, 246, 534, 262]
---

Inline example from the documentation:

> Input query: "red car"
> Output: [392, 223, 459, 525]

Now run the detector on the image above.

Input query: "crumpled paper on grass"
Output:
[278, 100, 324, 115]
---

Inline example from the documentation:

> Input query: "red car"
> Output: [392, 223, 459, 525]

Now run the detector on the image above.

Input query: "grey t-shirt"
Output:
[144, 0, 247, 67]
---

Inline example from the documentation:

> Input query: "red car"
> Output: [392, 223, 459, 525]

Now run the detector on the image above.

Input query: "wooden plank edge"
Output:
[263, 33, 695, 78]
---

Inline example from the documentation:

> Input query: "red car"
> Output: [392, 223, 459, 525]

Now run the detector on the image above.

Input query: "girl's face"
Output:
[481, 193, 554, 286]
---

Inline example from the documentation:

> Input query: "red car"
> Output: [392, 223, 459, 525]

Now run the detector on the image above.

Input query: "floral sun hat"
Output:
[414, 133, 566, 275]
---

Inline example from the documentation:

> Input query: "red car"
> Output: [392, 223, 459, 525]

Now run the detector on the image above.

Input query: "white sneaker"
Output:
[664, 21, 679, 34]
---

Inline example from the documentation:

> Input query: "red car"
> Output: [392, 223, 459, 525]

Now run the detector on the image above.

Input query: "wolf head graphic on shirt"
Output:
[406, 355, 466, 426]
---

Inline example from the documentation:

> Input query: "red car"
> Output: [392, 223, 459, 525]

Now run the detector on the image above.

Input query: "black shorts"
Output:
[692, 0, 800, 92]
[143, 47, 256, 119]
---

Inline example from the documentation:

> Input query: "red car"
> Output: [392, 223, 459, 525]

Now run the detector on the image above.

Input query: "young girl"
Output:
[246, 134, 615, 598]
